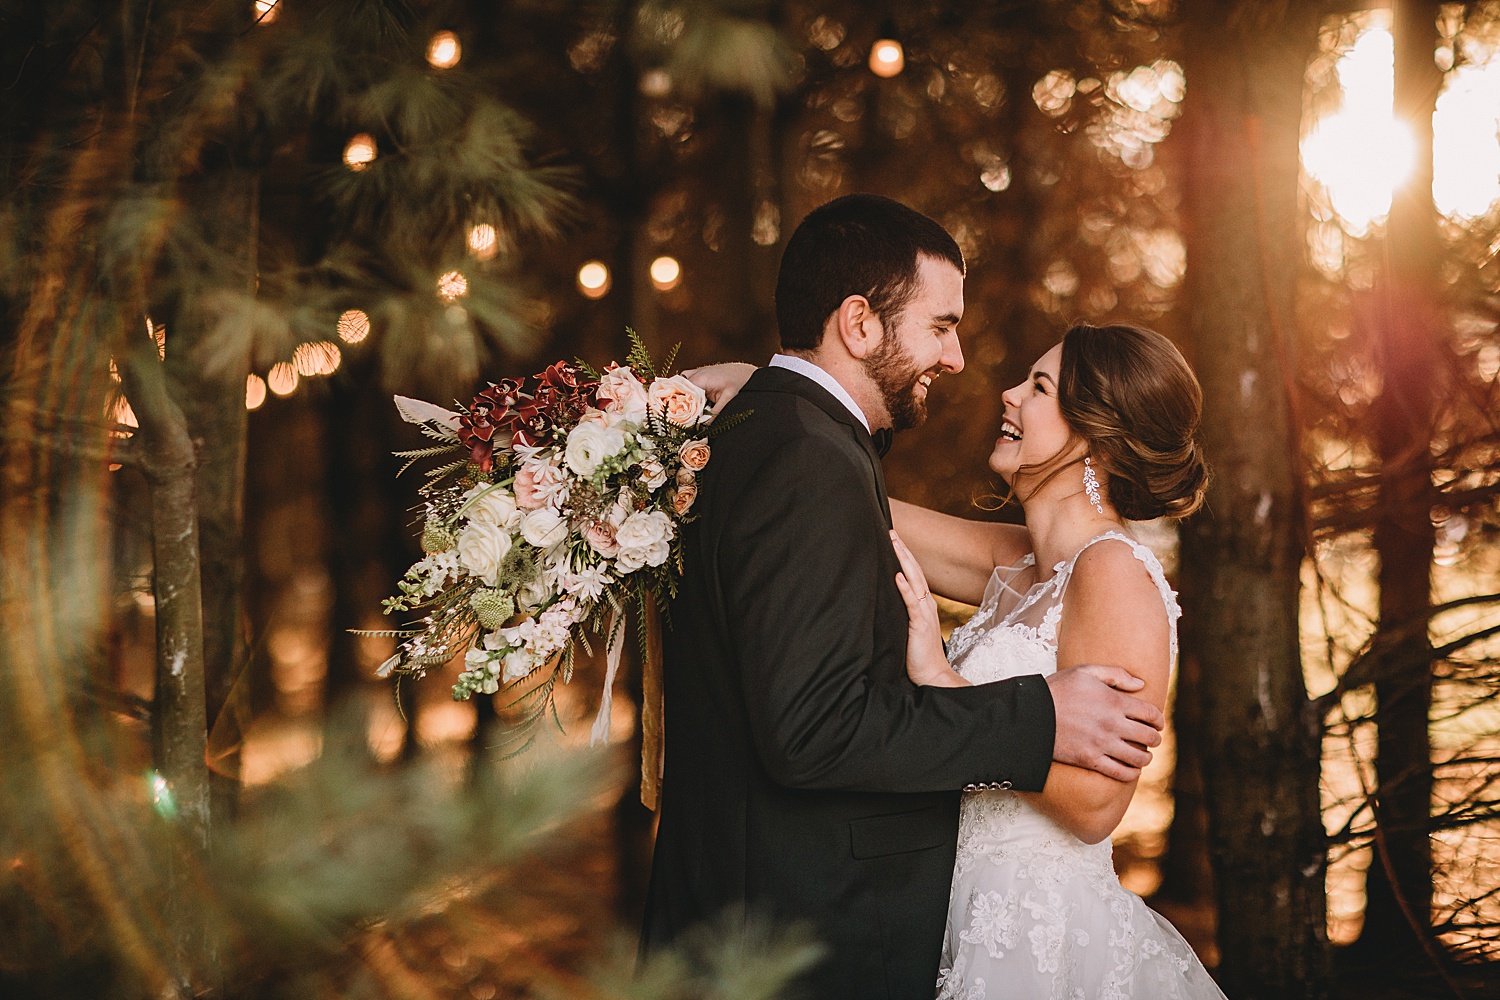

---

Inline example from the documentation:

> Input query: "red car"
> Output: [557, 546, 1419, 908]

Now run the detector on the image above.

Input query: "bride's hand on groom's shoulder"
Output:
[683, 362, 757, 410]
[891, 530, 969, 688]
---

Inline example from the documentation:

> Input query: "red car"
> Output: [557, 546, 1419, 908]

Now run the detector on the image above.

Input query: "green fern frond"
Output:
[707, 408, 753, 437]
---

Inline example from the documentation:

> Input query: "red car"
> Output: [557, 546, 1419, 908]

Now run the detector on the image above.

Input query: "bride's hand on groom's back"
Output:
[1046, 665, 1165, 782]
[683, 362, 758, 410]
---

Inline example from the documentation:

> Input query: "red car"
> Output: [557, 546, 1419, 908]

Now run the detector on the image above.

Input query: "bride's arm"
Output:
[1020, 543, 1172, 845]
[890, 500, 1030, 606]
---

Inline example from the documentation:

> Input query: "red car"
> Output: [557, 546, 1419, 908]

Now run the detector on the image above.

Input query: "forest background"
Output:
[1, 1, 1497, 998]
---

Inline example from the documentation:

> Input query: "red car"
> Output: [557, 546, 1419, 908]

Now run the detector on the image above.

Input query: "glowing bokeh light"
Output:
[267, 362, 299, 397]
[467, 223, 499, 260]
[343, 133, 377, 171]
[146, 316, 166, 359]
[577, 260, 611, 299]
[337, 309, 370, 344]
[253, 0, 279, 25]
[293, 341, 342, 377]
[868, 39, 904, 78]
[639, 69, 672, 98]
[437, 270, 469, 302]
[1433, 55, 1500, 220]
[246, 374, 267, 410]
[649, 255, 682, 291]
[426, 31, 461, 69]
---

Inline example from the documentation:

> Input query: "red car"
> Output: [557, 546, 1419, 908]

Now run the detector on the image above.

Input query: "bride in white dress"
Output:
[889, 322, 1227, 999]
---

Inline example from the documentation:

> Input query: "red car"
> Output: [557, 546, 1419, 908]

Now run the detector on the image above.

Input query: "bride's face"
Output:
[988, 343, 1081, 484]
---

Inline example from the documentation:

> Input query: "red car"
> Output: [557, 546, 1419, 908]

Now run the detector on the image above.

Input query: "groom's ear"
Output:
[833, 294, 881, 360]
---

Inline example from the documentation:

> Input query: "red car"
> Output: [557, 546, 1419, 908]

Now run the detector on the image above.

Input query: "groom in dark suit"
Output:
[641, 194, 1164, 998]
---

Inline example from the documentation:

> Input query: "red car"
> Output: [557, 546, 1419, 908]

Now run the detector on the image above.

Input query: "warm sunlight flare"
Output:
[426, 31, 462, 70]
[577, 260, 610, 298]
[342, 133, 377, 172]
[649, 255, 681, 291]
[868, 38, 905, 78]
[1303, 20, 1500, 235]
[336, 308, 370, 344]
[1301, 27, 1415, 234]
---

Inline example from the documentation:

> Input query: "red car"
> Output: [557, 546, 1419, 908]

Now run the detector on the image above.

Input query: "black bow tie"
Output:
[871, 427, 893, 458]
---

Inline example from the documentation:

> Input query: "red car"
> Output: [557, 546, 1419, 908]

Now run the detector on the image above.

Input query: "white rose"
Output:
[518, 576, 553, 613]
[564, 418, 628, 478]
[617, 509, 675, 550]
[461, 484, 518, 528]
[456, 521, 512, 586]
[598, 367, 649, 426]
[520, 507, 568, 550]
[615, 546, 646, 574]
[647, 374, 708, 427]
[641, 539, 671, 568]
[638, 458, 669, 491]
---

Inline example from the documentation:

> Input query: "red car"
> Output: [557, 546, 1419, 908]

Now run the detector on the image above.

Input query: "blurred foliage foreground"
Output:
[0, 696, 818, 998]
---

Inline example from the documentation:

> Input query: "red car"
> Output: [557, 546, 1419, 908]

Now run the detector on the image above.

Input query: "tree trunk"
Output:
[166, 167, 259, 815]
[1356, 0, 1444, 960]
[1178, 3, 1330, 996]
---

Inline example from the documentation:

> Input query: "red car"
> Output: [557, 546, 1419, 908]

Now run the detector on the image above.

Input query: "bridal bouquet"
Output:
[368, 333, 730, 752]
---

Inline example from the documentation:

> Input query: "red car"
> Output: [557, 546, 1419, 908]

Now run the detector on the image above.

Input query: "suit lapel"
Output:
[744, 367, 894, 527]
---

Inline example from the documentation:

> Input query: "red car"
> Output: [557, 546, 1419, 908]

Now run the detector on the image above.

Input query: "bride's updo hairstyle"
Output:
[1056, 322, 1208, 520]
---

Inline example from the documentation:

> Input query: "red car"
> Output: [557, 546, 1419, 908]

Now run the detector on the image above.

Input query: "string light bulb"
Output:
[337, 309, 370, 344]
[253, 0, 280, 25]
[467, 223, 499, 260]
[343, 133, 377, 171]
[649, 255, 682, 292]
[868, 22, 904, 78]
[267, 362, 299, 397]
[437, 269, 469, 302]
[246, 374, 267, 410]
[426, 31, 461, 69]
[577, 260, 611, 299]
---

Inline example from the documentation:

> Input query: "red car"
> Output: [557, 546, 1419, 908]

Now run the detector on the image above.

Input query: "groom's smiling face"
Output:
[862, 255, 966, 431]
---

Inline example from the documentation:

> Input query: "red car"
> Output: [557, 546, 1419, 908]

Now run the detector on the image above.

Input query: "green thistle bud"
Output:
[500, 543, 539, 585]
[470, 588, 515, 629]
[421, 522, 457, 553]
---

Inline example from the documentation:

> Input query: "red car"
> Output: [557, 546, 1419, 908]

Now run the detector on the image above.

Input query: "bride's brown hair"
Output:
[1004, 322, 1208, 520]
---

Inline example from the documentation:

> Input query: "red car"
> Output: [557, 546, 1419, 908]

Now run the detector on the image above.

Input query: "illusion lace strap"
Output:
[1056, 532, 1181, 662]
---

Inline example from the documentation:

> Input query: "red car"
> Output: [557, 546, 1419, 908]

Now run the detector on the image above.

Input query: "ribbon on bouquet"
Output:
[586, 596, 666, 811]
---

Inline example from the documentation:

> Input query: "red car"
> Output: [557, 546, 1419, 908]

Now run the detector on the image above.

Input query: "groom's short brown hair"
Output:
[775, 194, 965, 351]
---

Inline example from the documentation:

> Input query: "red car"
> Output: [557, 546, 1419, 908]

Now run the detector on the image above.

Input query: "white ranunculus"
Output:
[564, 419, 628, 477]
[615, 546, 647, 574]
[520, 507, 568, 550]
[617, 509, 675, 550]
[456, 521, 512, 586]
[598, 367, 649, 425]
[461, 484, 519, 528]
[502, 648, 535, 682]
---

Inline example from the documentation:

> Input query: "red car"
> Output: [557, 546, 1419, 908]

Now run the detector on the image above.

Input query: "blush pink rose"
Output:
[598, 367, 649, 425]
[647, 374, 708, 427]
[679, 438, 711, 471]
[584, 520, 619, 557]
[672, 482, 698, 515]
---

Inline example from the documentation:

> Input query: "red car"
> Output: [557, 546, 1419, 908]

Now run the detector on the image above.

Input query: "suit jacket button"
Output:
[999, 780, 1013, 791]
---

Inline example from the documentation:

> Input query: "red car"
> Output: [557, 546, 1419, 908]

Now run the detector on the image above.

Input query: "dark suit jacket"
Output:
[641, 366, 1055, 999]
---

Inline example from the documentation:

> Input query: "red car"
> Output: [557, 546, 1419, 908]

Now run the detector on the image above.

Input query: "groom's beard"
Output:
[864, 332, 928, 432]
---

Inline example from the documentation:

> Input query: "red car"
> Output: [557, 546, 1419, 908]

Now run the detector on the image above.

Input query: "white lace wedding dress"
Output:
[936, 531, 1228, 1000]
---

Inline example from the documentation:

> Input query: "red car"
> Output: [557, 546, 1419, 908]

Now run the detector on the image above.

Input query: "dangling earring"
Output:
[1083, 457, 1105, 515]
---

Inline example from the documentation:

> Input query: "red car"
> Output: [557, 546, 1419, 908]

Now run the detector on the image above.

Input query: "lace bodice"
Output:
[935, 532, 1222, 1000]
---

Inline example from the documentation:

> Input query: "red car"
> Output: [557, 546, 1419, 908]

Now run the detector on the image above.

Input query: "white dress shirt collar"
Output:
[767, 353, 871, 433]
